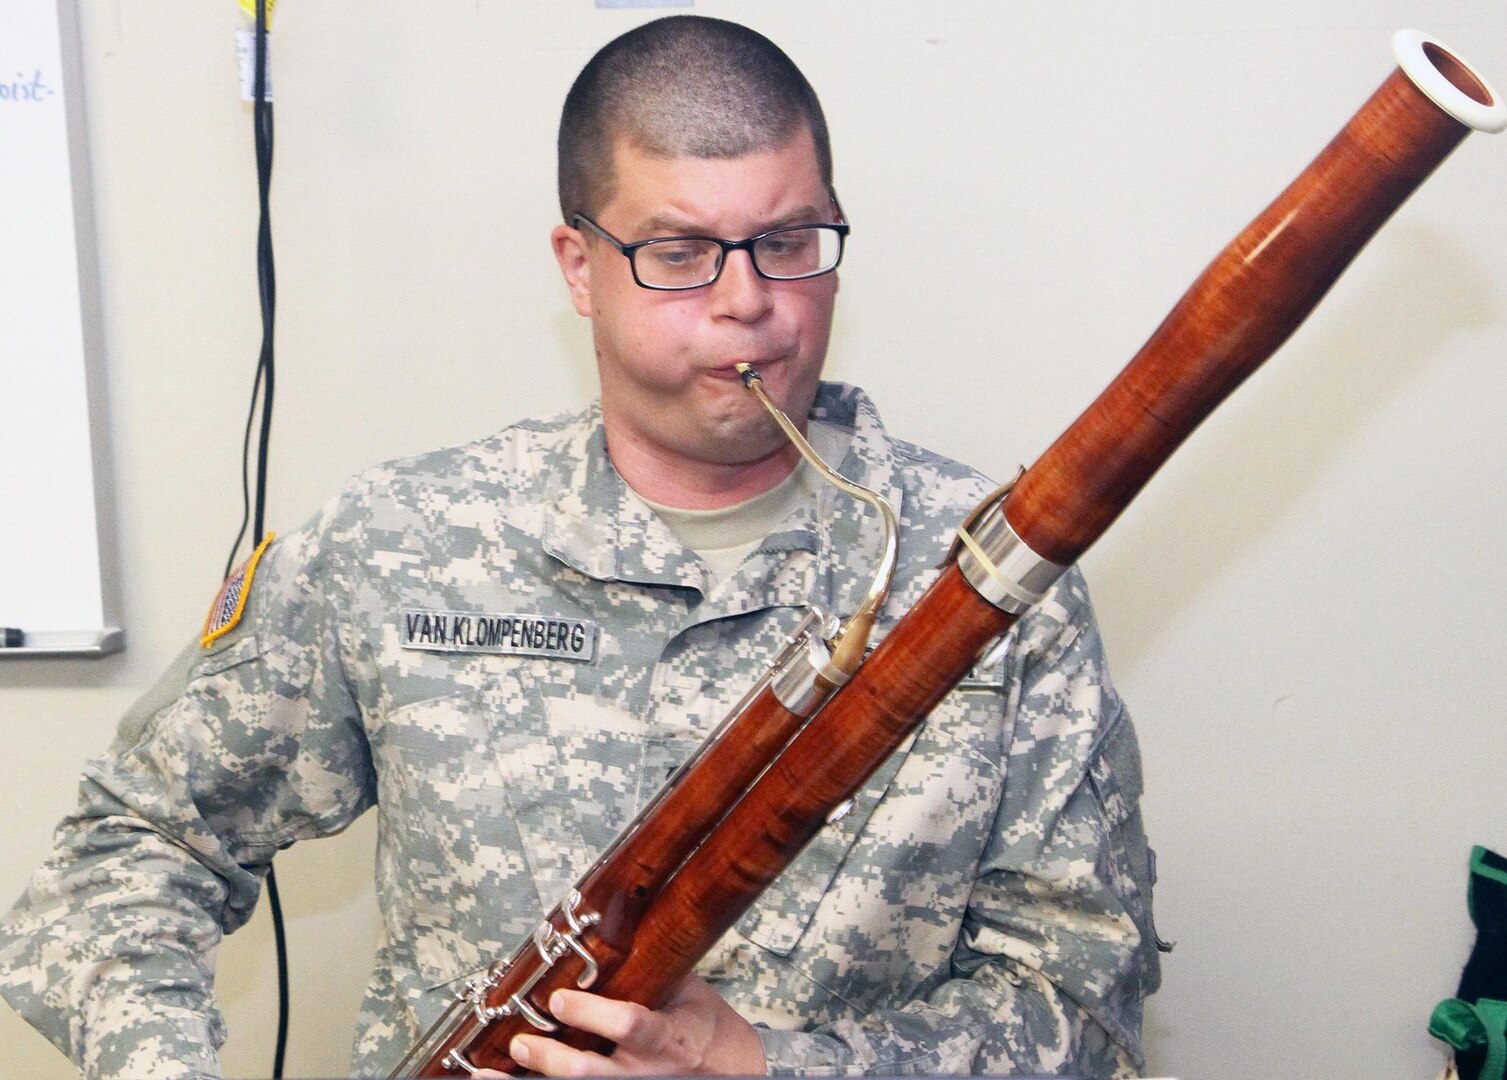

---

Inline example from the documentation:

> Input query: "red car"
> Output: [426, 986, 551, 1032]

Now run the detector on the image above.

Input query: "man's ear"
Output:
[552, 224, 592, 317]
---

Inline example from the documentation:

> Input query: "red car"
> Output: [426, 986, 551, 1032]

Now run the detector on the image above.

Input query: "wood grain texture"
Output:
[1007, 66, 1470, 565]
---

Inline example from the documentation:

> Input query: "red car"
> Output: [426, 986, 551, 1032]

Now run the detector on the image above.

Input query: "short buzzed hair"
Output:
[558, 16, 833, 222]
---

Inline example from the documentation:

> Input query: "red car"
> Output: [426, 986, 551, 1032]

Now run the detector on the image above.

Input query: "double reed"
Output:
[395, 31, 1503, 1076]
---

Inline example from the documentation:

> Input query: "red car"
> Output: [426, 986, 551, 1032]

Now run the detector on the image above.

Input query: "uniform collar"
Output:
[539, 416, 708, 590]
[540, 383, 905, 618]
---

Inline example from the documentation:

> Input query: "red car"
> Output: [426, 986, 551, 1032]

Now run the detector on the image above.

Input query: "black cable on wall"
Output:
[221, 1, 289, 1075]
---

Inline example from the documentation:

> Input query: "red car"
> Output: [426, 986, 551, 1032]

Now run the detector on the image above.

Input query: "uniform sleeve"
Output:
[0, 505, 377, 1080]
[757, 570, 1162, 1077]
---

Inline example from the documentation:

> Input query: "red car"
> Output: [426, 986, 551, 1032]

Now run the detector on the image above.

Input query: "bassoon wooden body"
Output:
[394, 31, 1503, 1077]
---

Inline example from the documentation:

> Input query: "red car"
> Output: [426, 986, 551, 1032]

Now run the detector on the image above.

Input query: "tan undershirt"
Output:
[640, 421, 851, 588]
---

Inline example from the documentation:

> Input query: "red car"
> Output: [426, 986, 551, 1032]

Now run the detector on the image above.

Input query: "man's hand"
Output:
[500, 973, 767, 1076]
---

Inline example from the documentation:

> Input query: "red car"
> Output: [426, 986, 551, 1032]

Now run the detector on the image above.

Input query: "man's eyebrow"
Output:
[764, 203, 829, 228]
[641, 215, 704, 235]
[641, 203, 829, 237]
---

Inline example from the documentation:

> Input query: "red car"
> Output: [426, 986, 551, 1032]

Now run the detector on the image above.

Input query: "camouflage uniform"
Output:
[0, 383, 1160, 1079]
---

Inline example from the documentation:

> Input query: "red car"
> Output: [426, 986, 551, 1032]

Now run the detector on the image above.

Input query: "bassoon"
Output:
[391, 29, 1505, 1077]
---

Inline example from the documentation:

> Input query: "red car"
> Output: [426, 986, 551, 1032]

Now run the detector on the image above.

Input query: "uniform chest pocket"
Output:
[370, 651, 635, 964]
[374, 685, 541, 988]
[478, 668, 646, 915]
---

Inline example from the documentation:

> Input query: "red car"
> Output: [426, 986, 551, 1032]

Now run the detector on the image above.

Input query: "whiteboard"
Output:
[0, 0, 120, 657]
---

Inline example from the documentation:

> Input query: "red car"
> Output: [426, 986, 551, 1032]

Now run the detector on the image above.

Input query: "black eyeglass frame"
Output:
[571, 196, 850, 292]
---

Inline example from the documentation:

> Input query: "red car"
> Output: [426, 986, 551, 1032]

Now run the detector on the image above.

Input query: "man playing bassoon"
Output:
[0, 16, 1161, 1079]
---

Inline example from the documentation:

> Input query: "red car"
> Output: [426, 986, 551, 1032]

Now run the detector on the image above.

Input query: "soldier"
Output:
[0, 15, 1160, 1079]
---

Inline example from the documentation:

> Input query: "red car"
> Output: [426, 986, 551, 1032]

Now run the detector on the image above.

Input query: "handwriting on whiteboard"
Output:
[0, 70, 54, 104]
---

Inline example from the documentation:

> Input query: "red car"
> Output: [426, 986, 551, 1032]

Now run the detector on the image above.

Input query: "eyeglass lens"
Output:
[635, 227, 843, 288]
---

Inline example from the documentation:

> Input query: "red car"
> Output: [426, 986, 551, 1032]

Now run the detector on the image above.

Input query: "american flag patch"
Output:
[200, 533, 275, 648]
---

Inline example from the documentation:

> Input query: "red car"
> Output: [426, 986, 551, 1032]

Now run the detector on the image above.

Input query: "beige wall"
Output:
[4, 2, 1506, 1077]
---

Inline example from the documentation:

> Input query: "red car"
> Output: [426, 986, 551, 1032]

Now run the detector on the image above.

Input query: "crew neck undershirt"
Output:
[638, 420, 851, 587]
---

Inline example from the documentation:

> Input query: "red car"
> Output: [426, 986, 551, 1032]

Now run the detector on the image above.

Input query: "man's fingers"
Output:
[547, 988, 668, 1053]
[510, 1032, 621, 1078]
[500, 979, 759, 1076]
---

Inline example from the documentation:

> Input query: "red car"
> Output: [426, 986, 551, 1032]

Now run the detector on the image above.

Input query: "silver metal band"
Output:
[955, 502, 1069, 614]
[768, 608, 847, 714]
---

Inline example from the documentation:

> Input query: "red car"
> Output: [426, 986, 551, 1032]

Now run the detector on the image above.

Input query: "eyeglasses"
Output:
[571, 207, 850, 291]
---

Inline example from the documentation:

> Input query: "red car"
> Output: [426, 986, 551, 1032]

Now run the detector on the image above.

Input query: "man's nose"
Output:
[710, 249, 773, 321]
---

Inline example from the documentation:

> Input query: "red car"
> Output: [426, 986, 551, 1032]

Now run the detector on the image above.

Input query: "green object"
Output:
[1431, 998, 1507, 1080]
[1432, 847, 1507, 1080]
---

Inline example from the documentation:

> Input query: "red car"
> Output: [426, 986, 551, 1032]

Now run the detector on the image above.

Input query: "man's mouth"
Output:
[711, 356, 782, 379]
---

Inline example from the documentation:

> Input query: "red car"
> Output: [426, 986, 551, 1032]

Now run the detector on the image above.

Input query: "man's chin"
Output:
[698, 402, 796, 463]
[695, 430, 794, 470]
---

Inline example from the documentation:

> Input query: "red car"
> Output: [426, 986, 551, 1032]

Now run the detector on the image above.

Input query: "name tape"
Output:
[401, 610, 598, 662]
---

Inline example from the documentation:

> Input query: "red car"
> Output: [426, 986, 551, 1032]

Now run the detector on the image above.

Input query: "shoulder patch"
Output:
[201, 533, 275, 648]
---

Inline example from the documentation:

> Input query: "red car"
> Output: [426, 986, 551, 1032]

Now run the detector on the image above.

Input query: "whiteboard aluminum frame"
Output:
[0, 0, 124, 660]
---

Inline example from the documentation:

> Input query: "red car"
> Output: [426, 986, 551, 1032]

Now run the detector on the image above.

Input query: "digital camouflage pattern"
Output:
[0, 383, 1160, 1079]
